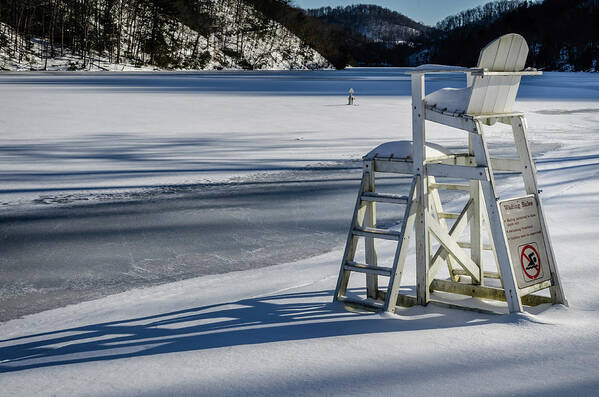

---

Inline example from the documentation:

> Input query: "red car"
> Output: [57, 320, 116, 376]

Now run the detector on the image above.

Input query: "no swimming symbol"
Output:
[520, 243, 541, 280]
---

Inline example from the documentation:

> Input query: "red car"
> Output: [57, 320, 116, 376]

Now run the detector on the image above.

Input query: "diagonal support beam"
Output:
[427, 211, 481, 283]
[428, 177, 460, 281]
[428, 199, 473, 285]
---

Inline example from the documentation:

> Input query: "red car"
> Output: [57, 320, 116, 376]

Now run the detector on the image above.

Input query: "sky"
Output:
[292, 0, 495, 26]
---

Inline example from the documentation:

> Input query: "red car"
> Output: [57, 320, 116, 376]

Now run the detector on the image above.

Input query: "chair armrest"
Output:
[405, 64, 474, 75]
[406, 65, 542, 77]
[470, 68, 543, 77]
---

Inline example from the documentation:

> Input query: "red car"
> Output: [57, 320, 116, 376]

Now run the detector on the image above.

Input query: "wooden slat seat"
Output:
[425, 87, 470, 115]
[423, 33, 531, 121]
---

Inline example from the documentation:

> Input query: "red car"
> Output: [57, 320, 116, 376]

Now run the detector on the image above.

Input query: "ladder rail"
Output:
[383, 178, 418, 312]
[365, 160, 378, 299]
[333, 171, 370, 302]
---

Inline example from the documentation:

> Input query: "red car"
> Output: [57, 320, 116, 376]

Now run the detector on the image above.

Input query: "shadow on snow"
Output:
[0, 288, 525, 373]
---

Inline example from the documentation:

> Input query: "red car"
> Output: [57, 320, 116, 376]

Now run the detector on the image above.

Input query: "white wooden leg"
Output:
[469, 132, 484, 285]
[412, 74, 430, 305]
[511, 117, 567, 305]
[470, 125, 523, 313]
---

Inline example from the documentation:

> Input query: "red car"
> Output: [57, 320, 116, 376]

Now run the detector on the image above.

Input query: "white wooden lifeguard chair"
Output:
[334, 33, 567, 314]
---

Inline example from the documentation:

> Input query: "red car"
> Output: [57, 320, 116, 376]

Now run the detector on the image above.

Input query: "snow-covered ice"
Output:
[1, 70, 599, 396]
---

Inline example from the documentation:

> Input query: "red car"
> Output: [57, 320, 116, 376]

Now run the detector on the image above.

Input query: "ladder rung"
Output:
[453, 269, 502, 279]
[353, 227, 401, 241]
[344, 261, 392, 276]
[361, 192, 408, 205]
[337, 296, 384, 310]
[457, 242, 494, 250]
[429, 183, 471, 191]
[438, 212, 460, 219]
[485, 271, 501, 279]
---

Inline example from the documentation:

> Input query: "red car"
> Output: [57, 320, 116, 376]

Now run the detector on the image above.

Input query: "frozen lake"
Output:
[1, 69, 598, 321]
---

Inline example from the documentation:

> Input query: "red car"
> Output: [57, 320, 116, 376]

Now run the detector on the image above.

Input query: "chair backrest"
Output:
[466, 33, 529, 115]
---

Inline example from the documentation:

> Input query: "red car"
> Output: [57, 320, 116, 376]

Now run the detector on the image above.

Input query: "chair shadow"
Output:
[0, 288, 516, 374]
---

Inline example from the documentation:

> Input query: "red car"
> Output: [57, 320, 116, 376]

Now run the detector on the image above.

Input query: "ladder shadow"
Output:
[0, 288, 508, 373]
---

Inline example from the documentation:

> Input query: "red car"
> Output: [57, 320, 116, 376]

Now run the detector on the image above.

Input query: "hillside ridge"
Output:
[0, 0, 331, 71]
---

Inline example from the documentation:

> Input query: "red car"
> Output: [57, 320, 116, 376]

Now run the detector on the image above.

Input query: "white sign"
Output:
[499, 195, 551, 289]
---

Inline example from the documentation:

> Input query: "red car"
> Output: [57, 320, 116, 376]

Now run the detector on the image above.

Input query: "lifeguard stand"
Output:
[334, 34, 567, 314]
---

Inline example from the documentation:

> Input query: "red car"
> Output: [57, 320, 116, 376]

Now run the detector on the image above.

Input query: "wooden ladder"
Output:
[333, 160, 418, 312]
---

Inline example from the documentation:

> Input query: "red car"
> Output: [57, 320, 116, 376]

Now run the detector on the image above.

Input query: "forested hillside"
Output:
[297, 4, 427, 66]
[0, 0, 330, 71]
[299, 0, 598, 71]
[212, 0, 418, 68]
[306, 5, 427, 46]
[421, 0, 598, 71]
[300, 0, 597, 71]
